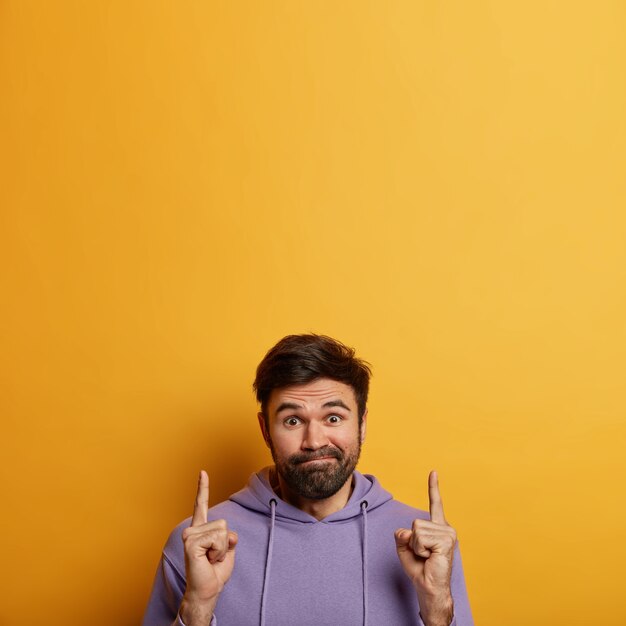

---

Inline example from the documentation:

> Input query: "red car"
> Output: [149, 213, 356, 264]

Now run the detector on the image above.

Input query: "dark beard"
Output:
[271, 440, 362, 500]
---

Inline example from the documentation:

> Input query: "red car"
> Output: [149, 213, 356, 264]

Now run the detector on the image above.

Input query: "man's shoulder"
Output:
[354, 471, 432, 526]
[373, 494, 431, 525]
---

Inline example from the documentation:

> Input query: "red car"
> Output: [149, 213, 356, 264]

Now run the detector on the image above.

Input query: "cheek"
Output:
[331, 429, 360, 450]
[269, 429, 301, 455]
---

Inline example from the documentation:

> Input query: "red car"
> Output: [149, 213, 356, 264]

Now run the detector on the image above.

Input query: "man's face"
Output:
[259, 378, 367, 500]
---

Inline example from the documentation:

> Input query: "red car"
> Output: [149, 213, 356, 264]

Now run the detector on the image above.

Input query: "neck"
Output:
[269, 467, 355, 521]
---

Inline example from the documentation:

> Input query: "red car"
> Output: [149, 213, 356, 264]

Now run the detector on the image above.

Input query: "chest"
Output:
[215, 520, 420, 626]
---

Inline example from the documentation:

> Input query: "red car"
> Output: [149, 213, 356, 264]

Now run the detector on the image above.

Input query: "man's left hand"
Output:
[394, 471, 456, 626]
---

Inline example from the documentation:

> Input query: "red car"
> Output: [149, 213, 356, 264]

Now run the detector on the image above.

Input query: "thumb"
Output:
[394, 528, 412, 551]
[394, 528, 422, 577]
[227, 531, 238, 550]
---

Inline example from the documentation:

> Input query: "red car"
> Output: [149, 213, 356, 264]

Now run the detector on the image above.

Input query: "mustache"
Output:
[289, 446, 343, 465]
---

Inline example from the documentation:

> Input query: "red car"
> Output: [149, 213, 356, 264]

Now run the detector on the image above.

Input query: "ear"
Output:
[360, 408, 368, 444]
[258, 412, 271, 448]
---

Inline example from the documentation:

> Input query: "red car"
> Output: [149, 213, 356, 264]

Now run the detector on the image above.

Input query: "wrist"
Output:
[179, 593, 218, 626]
[417, 589, 453, 626]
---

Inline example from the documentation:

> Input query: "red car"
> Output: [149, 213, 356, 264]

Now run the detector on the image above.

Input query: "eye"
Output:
[326, 414, 343, 424]
[284, 416, 301, 427]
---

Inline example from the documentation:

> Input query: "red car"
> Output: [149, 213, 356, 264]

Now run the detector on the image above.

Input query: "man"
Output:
[143, 334, 473, 626]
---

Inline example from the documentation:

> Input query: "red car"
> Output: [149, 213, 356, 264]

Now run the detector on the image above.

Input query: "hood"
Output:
[229, 466, 393, 523]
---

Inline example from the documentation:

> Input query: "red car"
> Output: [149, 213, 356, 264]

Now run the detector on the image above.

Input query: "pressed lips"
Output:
[291, 447, 343, 465]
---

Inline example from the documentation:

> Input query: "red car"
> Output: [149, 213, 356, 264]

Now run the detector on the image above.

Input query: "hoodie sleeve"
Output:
[448, 540, 473, 625]
[142, 551, 186, 626]
[142, 551, 218, 626]
[417, 618, 456, 626]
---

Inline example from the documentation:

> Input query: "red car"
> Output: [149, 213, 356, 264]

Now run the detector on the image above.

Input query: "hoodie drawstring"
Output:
[360, 500, 369, 626]
[260, 498, 277, 626]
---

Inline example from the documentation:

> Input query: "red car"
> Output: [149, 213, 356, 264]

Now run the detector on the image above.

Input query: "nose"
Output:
[302, 420, 329, 451]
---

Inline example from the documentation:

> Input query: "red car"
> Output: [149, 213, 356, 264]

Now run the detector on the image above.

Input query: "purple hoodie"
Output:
[143, 469, 473, 626]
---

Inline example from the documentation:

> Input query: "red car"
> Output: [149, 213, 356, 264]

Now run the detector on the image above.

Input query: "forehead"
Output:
[267, 378, 357, 412]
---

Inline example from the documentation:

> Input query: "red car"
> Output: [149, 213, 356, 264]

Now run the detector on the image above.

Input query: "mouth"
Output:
[298, 456, 337, 465]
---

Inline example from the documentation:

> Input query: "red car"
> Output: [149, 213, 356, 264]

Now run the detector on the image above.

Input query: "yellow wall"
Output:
[2, 2, 625, 624]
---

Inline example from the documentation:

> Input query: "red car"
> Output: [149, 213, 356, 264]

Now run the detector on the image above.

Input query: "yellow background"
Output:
[2, 2, 625, 625]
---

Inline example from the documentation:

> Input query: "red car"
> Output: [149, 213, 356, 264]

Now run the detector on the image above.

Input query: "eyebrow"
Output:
[275, 399, 352, 414]
[323, 400, 352, 412]
[275, 402, 303, 414]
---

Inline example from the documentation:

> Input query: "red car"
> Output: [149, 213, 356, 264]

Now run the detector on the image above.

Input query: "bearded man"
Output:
[143, 334, 473, 626]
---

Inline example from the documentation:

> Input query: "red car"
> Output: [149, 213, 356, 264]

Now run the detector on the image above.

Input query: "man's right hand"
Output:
[179, 471, 238, 626]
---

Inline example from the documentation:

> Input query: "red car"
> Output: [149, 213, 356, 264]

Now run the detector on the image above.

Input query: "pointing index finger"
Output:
[192, 470, 209, 526]
[428, 470, 446, 524]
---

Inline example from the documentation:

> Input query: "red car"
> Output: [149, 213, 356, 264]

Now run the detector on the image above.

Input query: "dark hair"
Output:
[253, 334, 371, 427]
